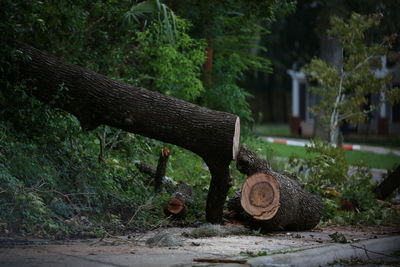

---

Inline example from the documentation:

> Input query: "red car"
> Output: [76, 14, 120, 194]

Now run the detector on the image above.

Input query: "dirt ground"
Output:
[0, 225, 399, 267]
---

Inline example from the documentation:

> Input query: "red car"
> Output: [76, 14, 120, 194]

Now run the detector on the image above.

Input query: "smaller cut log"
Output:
[374, 165, 400, 200]
[165, 182, 193, 219]
[229, 145, 323, 231]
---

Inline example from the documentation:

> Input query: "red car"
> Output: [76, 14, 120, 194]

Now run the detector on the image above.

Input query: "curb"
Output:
[264, 137, 360, 151]
[247, 235, 400, 267]
[262, 136, 400, 156]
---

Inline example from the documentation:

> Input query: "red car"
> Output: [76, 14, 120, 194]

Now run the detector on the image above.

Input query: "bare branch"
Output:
[345, 55, 374, 77]
[127, 197, 155, 225]
[344, 39, 387, 77]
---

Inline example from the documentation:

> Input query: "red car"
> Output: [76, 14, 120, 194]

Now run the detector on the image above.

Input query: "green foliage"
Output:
[0, 0, 295, 235]
[303, 13, 400, 144]
[0, 0, 208, 236]
[256, 140, 399, 170]
[202, 53, 255, 126]
[289, 139, 349, 189]
[134, 18, 206, 101]
[124, 0, 178, 44]
[289, 140, 399, 225]
[167, 0, 296, 126]
[0, 105, 215, 236]
[341, 167, 375, 211]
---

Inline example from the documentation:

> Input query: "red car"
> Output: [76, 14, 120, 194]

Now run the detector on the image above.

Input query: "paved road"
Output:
[0, 226, 399, 267]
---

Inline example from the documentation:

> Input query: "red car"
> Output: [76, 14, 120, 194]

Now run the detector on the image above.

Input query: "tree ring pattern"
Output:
[249, 181, 274, 208]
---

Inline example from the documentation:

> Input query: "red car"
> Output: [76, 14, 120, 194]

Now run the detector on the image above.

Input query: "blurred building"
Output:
[288, 55, 400, 136]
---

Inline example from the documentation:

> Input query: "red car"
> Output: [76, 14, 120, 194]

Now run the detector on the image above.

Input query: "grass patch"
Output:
[345, 149, 399, 170]
[344, 135, 400, 149]
[253, 124, 400, 150]
[260, 142, 399, 170]
[253, 124, 294, 137]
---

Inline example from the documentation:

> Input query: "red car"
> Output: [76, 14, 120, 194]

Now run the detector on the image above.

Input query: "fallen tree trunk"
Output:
[374, 165, 400, 200]
[11, 41, 240, 223]
[228, 145, 323, 231]
[164, 182, 193, 219]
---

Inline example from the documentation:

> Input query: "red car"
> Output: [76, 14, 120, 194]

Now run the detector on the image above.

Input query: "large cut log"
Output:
[11, 41, 240, 223]
[228, 145, 323, 231]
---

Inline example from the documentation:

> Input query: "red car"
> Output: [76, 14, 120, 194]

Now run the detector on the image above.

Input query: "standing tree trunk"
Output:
[229, 145, 323, 231]
[374, 165, 400, 200]
[11, 41, 240, 223]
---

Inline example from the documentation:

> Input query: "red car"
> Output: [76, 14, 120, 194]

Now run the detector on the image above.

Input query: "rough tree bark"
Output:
[374, 165, 400, 200]
[11, 41, 240, 223]
[228, 145, 323, 231]
[135, 158, 175, 193]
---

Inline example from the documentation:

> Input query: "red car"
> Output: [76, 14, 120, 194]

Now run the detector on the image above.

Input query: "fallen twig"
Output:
[127, 197, 155, 225]
[193, 258, 247, 264]
[350, 244, 399, 259]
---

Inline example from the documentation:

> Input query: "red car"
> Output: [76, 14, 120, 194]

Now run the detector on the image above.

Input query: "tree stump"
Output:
[228, 145, 323, 231]
[164, 182, 193, 219]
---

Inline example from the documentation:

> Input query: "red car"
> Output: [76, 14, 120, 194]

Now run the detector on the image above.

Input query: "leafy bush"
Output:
[289, 139, 399, 225]
[201, 53, 254, 126]
[289, 139, 349, 191]
[0, 0, 294, 236]
[0, 1, 210, 236]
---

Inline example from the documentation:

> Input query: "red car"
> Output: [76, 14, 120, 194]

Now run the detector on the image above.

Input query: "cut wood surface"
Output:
[165, 182, 193, 219]
[12, 41, 239, 223]
[229, 145, 323, 231]
[240, 173, 280, 220]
